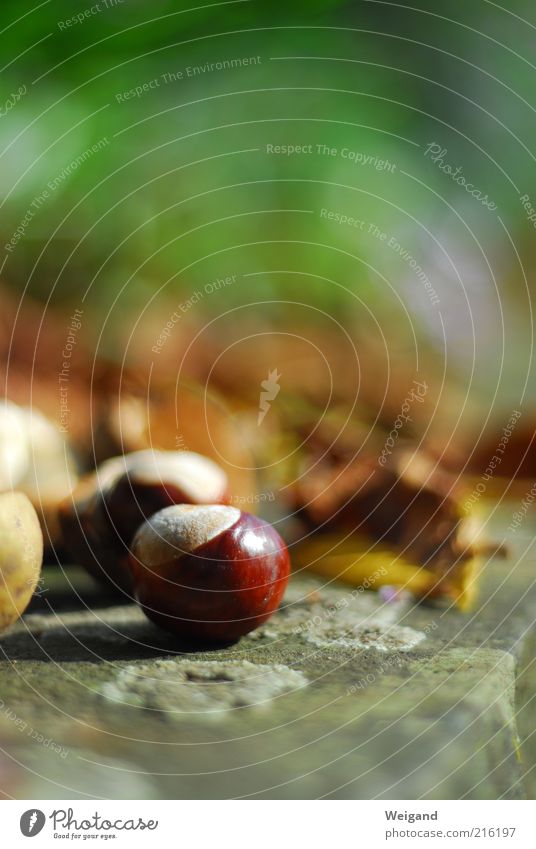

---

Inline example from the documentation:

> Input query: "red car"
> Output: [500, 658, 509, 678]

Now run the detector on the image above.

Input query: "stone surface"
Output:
[0, 505, 535, 799]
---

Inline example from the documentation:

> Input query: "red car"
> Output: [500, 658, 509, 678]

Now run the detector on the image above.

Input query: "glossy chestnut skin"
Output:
[130, 505, 290, 642]
[58, 450, 229, 594]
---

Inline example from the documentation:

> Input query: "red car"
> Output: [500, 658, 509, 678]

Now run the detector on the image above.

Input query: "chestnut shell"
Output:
[130, 512, 290, 642]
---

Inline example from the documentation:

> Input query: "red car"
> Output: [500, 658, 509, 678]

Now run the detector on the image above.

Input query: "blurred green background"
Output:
[1, 0, 535, 413]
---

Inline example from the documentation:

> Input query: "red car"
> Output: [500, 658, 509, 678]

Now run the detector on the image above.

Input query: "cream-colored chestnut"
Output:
[122, 450, 229, 504]
[0, 492, 43, 633]
[58, 449, 230, 593]
[0, 402, 78, 498]
[0, 402, 79, 546]
[0, 401, 29, 489]
[103, 450, 230, 545]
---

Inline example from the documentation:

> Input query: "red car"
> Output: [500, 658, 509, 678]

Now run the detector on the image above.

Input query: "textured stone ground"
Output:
[0, 505, 535, 799]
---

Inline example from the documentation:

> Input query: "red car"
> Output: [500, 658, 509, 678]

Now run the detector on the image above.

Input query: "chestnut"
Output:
[58, 450, 229, 594]
[0, 492, 43, 634]
[130, 504, 290, 642]
[0, 402, 79, 547]
[57, 454, 138, 591]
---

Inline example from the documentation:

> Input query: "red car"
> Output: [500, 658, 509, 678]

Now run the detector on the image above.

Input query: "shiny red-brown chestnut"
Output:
[58, 450, 229, 594]
[129, 504, 290, 642]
